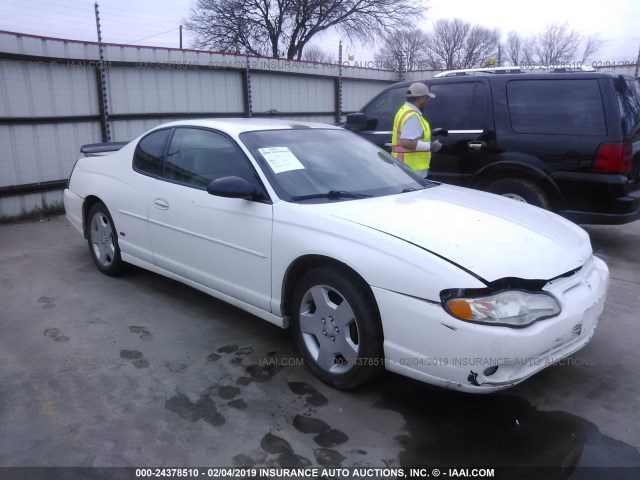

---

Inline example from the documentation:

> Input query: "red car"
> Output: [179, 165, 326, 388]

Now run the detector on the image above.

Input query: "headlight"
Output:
[442, 290, 561, 327]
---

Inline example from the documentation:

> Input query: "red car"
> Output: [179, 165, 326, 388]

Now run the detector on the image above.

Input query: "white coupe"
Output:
[64, 119, 609, 391]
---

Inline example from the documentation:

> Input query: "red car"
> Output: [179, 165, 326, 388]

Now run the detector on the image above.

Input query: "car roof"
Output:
[400, 71, 621, 86]
[372, 71, 622, 98]
[152, 118, 341, 136]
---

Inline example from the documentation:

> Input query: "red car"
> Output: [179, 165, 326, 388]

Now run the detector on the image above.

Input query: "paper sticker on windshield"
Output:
[258, 147, 305, 174]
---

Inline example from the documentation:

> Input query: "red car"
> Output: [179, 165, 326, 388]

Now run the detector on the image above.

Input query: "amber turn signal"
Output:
[446, 299, 473, 320]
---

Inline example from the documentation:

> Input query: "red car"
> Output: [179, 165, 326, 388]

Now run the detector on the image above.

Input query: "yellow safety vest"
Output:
[391, 104, 432, 171]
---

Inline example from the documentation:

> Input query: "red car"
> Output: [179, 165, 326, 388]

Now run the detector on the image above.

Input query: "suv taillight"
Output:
[593, 143, 632, 174]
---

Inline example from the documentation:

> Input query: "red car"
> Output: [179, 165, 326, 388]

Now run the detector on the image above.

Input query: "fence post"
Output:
[335, 41, 343, 124]
[94, 2, 111, 142]
[94, 68, 109, 142]
[244, 54, 253, 118]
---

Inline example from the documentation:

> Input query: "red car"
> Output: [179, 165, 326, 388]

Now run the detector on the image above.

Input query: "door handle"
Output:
[154, 198, 170, 210]
[468, 141, 486, 150]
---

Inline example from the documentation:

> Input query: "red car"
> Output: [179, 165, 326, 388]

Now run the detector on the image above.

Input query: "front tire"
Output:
[87, 202, 127, 275]
[291, 266, 384, 389]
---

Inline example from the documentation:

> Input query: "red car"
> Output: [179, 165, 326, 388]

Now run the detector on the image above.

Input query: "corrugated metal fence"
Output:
[0, 30, 410, 219]
[1, 30, 637, 219]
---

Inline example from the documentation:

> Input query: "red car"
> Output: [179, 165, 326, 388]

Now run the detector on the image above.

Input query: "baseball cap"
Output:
[407, 82, 436, 98]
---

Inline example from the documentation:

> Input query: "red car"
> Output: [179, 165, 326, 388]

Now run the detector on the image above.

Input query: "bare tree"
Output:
[507, 25, 598, 67]
[426, 19, 499, 69]
[581, 35, 604, 64]
[532, 23, 581, 65]
[521, 38, 536, 66]
[506, 32, 535, 66]
[463, 25, 501, 68]
[302, 45, 333, 63]
[506, 31, 524, 66]
[374, 29, 430, 71]
[185, 0, 427, 59]
[427, 19, 469, 69]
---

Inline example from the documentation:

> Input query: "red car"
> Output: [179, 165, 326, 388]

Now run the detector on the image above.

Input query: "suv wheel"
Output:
[488, 178, 551, 210]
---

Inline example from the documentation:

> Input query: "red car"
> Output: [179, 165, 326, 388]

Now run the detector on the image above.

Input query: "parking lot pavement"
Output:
[0, 215, 639, 472]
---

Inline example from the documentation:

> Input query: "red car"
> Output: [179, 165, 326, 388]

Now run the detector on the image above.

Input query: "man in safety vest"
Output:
[391, 82, 442, 178]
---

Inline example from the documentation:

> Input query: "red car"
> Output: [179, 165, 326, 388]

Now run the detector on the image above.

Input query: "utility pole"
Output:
[242, 22, 252, 118]
[94, 2, 111, 142]
[179, 25, 183, 50]
[337, 40, 343, 123]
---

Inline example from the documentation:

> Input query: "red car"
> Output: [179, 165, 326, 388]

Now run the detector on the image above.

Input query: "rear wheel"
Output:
[291, 266, 384, 389]
[87, 202, 127, 275]
[488, 178, 551, 210]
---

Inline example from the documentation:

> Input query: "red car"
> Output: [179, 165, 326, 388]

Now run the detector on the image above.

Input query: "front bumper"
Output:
[373, 255, 609, 393]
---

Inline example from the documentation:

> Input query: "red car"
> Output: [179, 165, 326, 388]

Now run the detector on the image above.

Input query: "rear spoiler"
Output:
[80, 141, 129, 157]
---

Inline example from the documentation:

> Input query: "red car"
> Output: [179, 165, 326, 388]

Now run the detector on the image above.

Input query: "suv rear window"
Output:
[613, 76, 640, 136]
[507, 79, 606, 136]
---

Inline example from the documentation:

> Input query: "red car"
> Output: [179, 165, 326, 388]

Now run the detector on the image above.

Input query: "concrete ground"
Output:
[0, 215, 639, 476]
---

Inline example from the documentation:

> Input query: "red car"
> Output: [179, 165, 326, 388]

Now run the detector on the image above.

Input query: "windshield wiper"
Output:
[401, 179, 439, 193]
[290, 190, 373, 201]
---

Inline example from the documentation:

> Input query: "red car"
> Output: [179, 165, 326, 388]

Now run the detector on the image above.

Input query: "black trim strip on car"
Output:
[346, 219, 584, 293]
[345, 220, 490, 286]
[382, 289, 442, 305]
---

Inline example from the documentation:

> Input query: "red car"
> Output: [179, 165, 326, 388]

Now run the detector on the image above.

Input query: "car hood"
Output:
[318, 184, 591, 283]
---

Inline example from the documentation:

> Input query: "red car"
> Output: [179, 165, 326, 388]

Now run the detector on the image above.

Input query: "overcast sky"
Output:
[0, 0, 638, 63]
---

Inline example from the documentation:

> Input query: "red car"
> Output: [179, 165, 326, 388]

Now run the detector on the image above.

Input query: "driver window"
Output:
[164, 128, 256, 188]
[362, 86, 407, 131]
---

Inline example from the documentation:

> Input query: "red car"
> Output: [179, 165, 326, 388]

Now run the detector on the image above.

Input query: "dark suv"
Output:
[346, 69, 640, 224]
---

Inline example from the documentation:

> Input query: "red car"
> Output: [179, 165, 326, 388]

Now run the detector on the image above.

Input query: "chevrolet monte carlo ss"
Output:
[64, 119, 609, 391]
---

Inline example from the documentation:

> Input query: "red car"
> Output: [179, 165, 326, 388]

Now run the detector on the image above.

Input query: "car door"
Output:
[119, 128, 172, 264]
[147, 127, 273, 311]
[354, 80, 496, 187]
[425, 79, 496, 186]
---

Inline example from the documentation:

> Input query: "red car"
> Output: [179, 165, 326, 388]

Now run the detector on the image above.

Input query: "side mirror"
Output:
[345, 113, 368, 132]
[207, 176, 256, 199]
[431, 128, 449, 137]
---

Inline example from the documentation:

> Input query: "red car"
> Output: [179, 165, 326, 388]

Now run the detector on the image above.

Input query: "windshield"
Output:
[240, 128, 429, 202]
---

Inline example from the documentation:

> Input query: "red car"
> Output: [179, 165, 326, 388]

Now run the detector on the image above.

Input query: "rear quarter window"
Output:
[507, 79, 606, 136]
[133, 129, 171, 176]
[613, 76, 640, 136]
